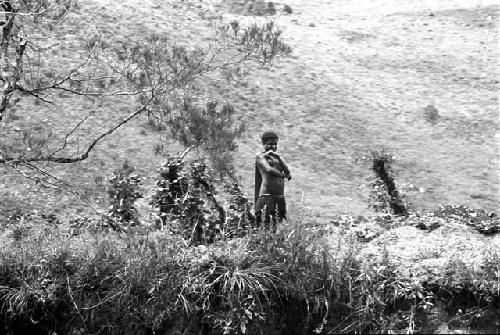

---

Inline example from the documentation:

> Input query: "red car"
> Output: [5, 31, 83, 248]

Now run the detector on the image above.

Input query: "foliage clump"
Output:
[107, 161, 143, 226]
[224, 181, 255, 237]
[423, 104, 440, 124]
[6, 209, 60, 226]
[151, 152, 231, 244]
[283, 4, 293, 14]
[168, 100, 246, 176]
[434, 204, 499, 234]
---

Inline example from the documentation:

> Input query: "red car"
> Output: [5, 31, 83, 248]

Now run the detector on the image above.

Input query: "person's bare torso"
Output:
[257, 154, 285, 196]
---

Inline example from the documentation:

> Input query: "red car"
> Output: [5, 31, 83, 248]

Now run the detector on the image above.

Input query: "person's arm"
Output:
[256, 154, 289, 178]
[254, 161, 261, 206]
[267, 152, 291, 180]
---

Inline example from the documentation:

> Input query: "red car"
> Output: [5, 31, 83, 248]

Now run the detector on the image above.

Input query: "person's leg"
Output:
[256, 196, 286, 230]
[255, 196, 272, 228]
[271, 197, 286, 232]
[255, 197, 264, 228]
[266, 196, 282, 232]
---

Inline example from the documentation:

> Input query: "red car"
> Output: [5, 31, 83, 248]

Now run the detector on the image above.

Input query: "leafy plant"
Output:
[150, 151, 225, 244]
[167, 100, 246, 177]
[224, 181, 255, 238]
[107, 161, 143, 226]
[150, 152, 189, 230]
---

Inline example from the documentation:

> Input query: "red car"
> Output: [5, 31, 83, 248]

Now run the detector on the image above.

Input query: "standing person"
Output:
[254, 131, 291, 230]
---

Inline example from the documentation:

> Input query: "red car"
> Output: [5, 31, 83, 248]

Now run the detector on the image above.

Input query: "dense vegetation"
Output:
[1, 208, 499, 334]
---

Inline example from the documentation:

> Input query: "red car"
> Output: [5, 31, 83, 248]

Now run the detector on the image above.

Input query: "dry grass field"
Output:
[0, 0, 498, 222]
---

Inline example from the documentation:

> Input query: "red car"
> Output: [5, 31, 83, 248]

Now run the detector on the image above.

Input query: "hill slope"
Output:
[0, 0, 498, 221]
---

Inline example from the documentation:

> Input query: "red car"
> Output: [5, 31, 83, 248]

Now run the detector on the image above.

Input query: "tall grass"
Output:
[0, 211, 499, 334]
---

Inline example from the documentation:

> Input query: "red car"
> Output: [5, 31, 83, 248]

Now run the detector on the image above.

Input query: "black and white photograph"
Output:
[0, 0, 498, 333]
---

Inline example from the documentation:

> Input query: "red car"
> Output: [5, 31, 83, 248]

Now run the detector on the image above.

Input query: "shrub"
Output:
[223, 181, 255, 238]
[167, 100, 246, 177]
[423, 104, 440, 124]
[283, 4, 293, 14]
[266, 2, 276, 15]
[150, 153, 225, 244]
[107, 161, 143, 226]
[150, 146, 256, 244]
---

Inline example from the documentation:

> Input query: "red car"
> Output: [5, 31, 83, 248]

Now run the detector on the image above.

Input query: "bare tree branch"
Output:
[5, 161, 66, 189]
[0, 0, 75, 21]
[0, 102, 150, 164]
[0, 0, 78, 120]
[24, 162, 73, 188]
[5, 160, 109, 217]
[1, 18, 291, 170]
[48, 103, 102, 158]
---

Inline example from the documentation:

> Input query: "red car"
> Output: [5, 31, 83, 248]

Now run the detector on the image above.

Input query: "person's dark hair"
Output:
[261, 131, 278, 144]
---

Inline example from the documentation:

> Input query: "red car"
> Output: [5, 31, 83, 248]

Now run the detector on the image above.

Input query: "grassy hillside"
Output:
[0, 0, 498, 222]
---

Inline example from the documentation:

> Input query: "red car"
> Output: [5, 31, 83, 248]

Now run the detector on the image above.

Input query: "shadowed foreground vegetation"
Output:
[0, 208, 498, 335]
